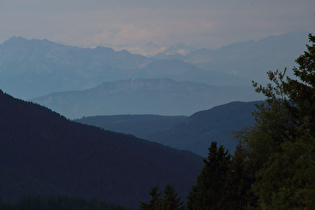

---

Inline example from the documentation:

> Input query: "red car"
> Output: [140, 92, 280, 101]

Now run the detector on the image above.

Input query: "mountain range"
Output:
[0, 37, 242, 99]
[0, 30, 309, 209]
[0, 89, 203, 209]
[0, 31, 308, 100]
[0, 37, 151, 99]
[76, 101, 260, 157]
[154, 30, 308, 84]
[31, 78, 264, 119]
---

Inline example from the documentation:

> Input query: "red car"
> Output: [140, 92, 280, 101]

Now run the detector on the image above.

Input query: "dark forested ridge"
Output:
[76, 101, 260, 157]
[0, 90, 203, 209]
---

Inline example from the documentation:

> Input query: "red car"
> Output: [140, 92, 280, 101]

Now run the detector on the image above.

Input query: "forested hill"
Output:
[76, 101, 260, 157]
[0, 89, 203, 209]
[149, 101, 260, 156]
[75, 114, 187, 140]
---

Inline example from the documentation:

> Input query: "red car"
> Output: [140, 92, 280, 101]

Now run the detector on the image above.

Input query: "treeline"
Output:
[0, 195, 127, 210]
[140, 141, 251, 209]
[140, 33, 315, 209]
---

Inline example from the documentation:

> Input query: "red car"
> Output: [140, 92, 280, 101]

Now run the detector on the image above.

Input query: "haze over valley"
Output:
[1, 0, 314, 208]
[0, 30, 309, 156]
[0, 31, 308, 116]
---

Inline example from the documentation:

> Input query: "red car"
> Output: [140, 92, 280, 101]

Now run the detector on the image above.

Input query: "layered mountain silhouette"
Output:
[0, 31, 306, 100]
[155, 30, 308, 84]
[0, 37, 150, 99]
[76, 101, 260, 157]
[31, 78, 264, 119]
[0, 89, 203, 209]
[0, 37, 243, 99]
[75, 115, 187, 139]
[148, 101, 260, 156]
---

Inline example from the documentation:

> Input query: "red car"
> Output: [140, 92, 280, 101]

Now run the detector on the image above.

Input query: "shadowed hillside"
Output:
[0, 90, 203, 209]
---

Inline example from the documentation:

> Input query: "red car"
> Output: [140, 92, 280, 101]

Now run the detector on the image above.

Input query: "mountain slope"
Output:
[31, 78, 264, 119]
[0, 89, 203, 209]
[76, 101, 260, 157]
[149, 101, 260, 156]
[75, 115, 187, 140]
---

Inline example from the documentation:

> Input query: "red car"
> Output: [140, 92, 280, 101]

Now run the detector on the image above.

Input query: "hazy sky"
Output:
[1, 0, 314, 54]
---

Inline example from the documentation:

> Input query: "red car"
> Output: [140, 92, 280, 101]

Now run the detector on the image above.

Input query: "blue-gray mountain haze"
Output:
[0, 30, 307, 100]
[31, 78, 263, 119]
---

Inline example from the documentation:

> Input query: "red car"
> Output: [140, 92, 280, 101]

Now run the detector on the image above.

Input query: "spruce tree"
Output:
[186, 141, 231, 209]
[139, 186, 161, 210]
[140, 184, 184, 210]
[225, 142, 255, 209]
[161, 183, 185, 210]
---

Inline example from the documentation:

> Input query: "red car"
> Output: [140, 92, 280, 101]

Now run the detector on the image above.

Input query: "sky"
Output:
[1, 0, 315, 55]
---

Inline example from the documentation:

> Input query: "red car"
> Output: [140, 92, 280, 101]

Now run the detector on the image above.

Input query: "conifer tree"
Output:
[140, 184, 184, 210]
[241, 33, 315, 209]
[139, 186, 161, 210]
[161, 183, 185, 210]
[224, 142, 254, 209]
[186, 141, 231, 209]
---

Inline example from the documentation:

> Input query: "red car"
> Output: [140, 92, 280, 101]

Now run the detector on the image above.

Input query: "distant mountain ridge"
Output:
[0, 89, 203, 209]
[149, 101, 260, 156]
[0, 37, 151, 99]
[75, 114, 187, 139]
[155, 30, 308, 84]
[31, 78, 264, 119]
[0, 37, 244, 99]
[0, 31, 307, 99]
[76, 101, 260, 157]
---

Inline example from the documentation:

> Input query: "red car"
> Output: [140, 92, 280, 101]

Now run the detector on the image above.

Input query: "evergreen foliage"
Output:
[186, 142, 232, 209]
[225, 142, 254, 209]
[186, 141, 253, 209]
[139, 186, 161, 210]
[161, 184, 185, 210]
[139, 184, 184, 210]
[186, 33, 315, 209]
[239, 33, 315, 209]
